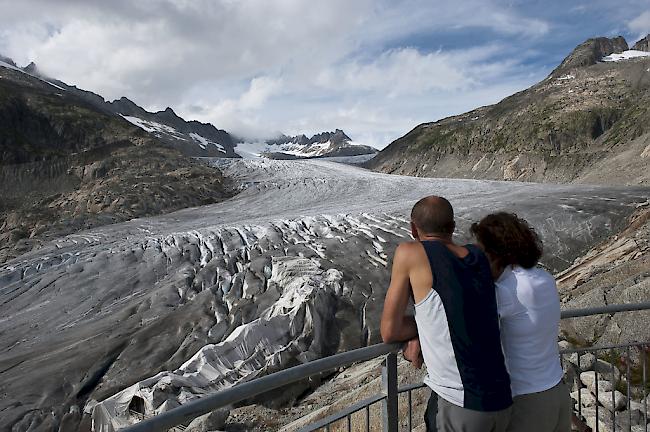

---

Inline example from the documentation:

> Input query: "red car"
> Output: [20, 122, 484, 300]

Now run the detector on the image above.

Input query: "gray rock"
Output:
[567, 352, 597, 371]
[580, 371, 597, 388]
[571, 388, 597, 408]
[632, 35, 650, 52]
[588, 379, 613, 394]
[594, 359, 622, 385]
[185, 409, 229, 432]
[597, 389, 627, 412]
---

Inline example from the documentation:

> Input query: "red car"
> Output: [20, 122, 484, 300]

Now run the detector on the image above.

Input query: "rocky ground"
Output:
[558, 204, 650, 346]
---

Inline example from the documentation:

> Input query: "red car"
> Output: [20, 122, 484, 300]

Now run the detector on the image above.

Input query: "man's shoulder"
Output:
[393, 241, 424, 263]
[395, 240, 422, 254]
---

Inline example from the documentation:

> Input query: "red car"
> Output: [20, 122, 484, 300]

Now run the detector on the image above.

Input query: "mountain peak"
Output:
[23, 61, 38, 74]
[0, 54, 17, 67]
[552, 36, 628, 76]
[633, 34, 650, 52]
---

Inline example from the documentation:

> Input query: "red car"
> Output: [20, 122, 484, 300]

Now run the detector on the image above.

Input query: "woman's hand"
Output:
[403, 337, 424, 369]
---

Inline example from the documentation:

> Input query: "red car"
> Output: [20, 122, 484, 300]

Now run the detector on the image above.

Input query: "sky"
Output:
[0, 0, 649, 149]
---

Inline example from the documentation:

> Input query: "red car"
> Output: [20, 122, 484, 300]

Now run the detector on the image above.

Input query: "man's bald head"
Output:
[410, 196, 455, 236]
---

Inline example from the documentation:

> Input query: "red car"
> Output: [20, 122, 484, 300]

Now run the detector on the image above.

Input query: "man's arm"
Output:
[380, 243, 419, 343]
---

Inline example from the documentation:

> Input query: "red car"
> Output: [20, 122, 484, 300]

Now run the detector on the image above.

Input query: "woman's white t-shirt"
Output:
[496, 265, 564, 397]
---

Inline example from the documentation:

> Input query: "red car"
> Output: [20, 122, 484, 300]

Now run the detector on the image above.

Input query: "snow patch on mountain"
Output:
[602, 50, 650, 62]
[189, 132, 226, 153]
[120, 115, 187, 141]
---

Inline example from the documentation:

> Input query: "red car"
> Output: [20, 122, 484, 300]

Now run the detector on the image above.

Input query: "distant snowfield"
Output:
[602, 50, 650, 62]
[1, 159, 648, 429]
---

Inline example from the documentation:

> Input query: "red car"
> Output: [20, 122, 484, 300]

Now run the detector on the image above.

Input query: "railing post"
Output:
[382, 352, 399, 432]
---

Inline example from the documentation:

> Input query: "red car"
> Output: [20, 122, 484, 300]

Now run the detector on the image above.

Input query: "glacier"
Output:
[1, 158, 648, 430]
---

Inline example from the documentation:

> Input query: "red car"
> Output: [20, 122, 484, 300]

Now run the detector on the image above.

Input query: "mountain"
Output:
[106, 97, 238, 157]
[0, 56, 234, 262]
[633, 35, 650, 52]
[0, 57, 239, 159]
[367, 35, 650, 185]
[237, 129, 377, 159]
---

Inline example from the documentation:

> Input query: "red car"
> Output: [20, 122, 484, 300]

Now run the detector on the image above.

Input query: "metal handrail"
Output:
[559, 301, 650, 318]
[121, 302, 650, 432]
[122, 343, 402, 432]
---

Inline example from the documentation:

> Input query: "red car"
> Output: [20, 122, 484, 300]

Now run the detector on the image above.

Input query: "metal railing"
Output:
[121, 301, 650, 432]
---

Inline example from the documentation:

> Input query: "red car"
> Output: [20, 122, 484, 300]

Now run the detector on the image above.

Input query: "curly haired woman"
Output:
[470, 212, 572, 432]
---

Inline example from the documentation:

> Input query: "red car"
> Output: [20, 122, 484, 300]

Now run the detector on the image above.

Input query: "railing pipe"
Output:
[121, 302, 650, 432]
[122, 343, 401, 432]
[559, 301, 650, 319]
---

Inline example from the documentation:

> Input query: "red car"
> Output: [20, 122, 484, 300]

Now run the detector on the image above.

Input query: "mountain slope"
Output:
[107, 97, 238, 157]
[367, 35, 650, 185]
[0, 57, 234, 263]
[0, 57, 239, 158]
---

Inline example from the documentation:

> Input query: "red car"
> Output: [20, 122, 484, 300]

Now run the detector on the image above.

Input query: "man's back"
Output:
[380, 195, 512, 431]
[412, 240, 512, 411]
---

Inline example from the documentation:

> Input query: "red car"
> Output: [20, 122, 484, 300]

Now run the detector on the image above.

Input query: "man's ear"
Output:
[410, 222, 418, 240]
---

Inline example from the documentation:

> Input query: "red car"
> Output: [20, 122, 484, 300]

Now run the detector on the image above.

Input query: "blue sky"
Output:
[0, 0, 649, 148]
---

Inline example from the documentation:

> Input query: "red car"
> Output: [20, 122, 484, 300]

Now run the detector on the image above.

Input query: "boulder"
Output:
[596, 389, 627, 412]
[580, 371, 597, 388]
[567, 352, 597, 371]
[185, 409, 229, 432]
[571, 388, 597, 408]
[594, 359, 622, 385]
[587, 379, 613, 394]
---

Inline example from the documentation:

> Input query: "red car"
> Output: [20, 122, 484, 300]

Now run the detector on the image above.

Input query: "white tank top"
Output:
[496, 265, 564, 397]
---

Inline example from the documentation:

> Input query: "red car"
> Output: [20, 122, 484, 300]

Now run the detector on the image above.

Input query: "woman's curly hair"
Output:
[470, 212, 543, 269]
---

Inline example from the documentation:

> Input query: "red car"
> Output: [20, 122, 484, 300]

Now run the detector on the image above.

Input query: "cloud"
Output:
[628, 11, 650, 39]
[1, 0, 645, 149]
[185, 76, 284, 139]
[315, 45, 518, 97]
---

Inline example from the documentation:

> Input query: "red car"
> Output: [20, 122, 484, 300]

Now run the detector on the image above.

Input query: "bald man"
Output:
[380, 196, 512, 431]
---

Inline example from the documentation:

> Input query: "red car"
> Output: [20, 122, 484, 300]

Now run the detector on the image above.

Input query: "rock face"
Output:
[367, 35, 650, 185]
[633, 34, 650, 52]
[552, 36, 628, 76]
[262, 129, 378, 158]
[107, 97, 238, 158]
[558, 205, 650, 346]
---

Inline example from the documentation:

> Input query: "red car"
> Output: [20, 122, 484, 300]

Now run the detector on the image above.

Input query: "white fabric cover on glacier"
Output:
[88, 256, 343, 431]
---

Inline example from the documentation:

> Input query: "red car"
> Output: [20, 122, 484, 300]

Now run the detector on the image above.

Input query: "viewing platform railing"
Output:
[121, 302, 650, 432]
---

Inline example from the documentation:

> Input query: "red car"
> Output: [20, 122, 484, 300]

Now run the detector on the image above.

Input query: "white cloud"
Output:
[185, 76, 283, 139]
[0, 0, 553, 147]
[315, 45, 518, 97]
[628, 11, 650, 39]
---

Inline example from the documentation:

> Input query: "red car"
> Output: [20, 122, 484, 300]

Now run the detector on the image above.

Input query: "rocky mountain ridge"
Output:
[367, 34, 650, 185]
[262, 129, 378, 159]
[0, 56, 239, 158]
[0, 56, 235, 263]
